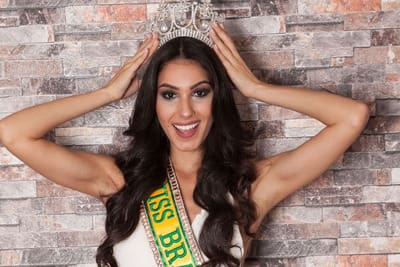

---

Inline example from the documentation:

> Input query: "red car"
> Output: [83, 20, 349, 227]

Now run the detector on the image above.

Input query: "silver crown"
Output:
[147, 0, 224, 47]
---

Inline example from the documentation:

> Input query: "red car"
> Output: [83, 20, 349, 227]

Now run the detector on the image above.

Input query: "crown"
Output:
[147, 0, 224, 47]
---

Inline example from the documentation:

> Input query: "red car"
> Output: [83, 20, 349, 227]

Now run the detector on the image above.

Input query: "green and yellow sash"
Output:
[140, 160, 204, 267]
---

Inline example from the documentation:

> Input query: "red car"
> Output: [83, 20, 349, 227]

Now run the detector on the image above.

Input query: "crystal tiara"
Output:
[147, 0, 225, 47]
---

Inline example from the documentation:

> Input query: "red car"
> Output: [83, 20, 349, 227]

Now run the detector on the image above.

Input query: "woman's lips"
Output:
[173, 121, 200, 138]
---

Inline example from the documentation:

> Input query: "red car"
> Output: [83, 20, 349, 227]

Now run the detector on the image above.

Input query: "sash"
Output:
[140, 160, 204, 267]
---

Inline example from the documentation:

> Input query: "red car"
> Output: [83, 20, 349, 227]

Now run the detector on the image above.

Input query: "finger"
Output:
[120, 47, 149, 73]
[213, 42, 235, 73]
[212, 23, 242, 61]
[125, 34, 154, 64]
[211, 27, 236, 66]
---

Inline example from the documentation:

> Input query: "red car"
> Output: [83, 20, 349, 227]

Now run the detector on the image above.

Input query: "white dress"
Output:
[113, 209, 244, 267]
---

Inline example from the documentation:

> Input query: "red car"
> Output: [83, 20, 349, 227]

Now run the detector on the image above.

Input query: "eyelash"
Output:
[160, 88, 211, 100]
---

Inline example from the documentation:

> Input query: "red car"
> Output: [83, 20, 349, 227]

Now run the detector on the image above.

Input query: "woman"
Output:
[0, 24, 369, 267]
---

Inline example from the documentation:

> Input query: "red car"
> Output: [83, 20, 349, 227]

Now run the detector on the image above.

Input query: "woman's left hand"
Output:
[210, 23, 262, 97]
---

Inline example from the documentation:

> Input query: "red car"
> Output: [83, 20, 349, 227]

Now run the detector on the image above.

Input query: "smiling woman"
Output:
[0, 17, 369, 267]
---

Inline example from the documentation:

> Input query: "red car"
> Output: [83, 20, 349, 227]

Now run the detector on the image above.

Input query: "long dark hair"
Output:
[96, 37, 257, 267]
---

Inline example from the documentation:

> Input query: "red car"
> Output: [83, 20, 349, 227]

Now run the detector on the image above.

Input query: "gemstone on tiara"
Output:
[147, 0, 225, 47]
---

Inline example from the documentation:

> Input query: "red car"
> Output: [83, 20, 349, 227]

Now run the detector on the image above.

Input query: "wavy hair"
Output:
[96, 37, 257, 267]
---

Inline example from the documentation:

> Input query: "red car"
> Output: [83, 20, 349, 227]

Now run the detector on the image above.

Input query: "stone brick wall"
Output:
[0, 0, 399, 266]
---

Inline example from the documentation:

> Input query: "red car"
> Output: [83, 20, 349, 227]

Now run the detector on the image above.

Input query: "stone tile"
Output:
[338, 237, 400, 254]
[0, 95, 55, 112]
[369, 152, 400, 169]
[0, 181, 36, 199]
[0, 232, 57, 249]
[393, 168, 400, 184]
[305, 186, 363, 206]
[350, 135, 385, 152]
[337, 255, 388, 267]
[340, 221, 390, 238]
[233, 32, 313, 51]
[0, 25, 54, 44]
[5, 60, 62, 78]
[22, 77, 77, 95]
[36, 180, 84, 197]
[55, 127, 115, 146]
[354, 47, 390, 64]
[283, 118, 325, 137]
[372, 29, 400, 46]
[312, 31, 370, 48]
[377, 100, 400, 116]
[225, 16, 285, 35]
[65, 5, 146, 24]
[323, 204, 386, 222]
[236, 104, 259, 121]
[0, 215, 19, 225]
[0, 0, 8, 8]
[365, 116, 400, 134]
[333, 169, 380, 186]
[241, 50, 294, 69]
[19, 214, 93, 232]
[362, 185, 400, 203]
[286, 13, 344, 26]
[295, 47, 353, 68]
[249, 238, 337, 258]
[386, 64, 400, 82]
[0, 250, 22, 266]
[8, 0, 97, 8]
[257, 222, 339, 240]
[18, 8, 65, 25]
[0, 199, 43, 215]
[306, 256, 337, 267]
[344, 10, 400, 30]
[389, 254, 400, 267]
[111, 22, 146, 40]
[56, 231, 104, 247]
[352, 83, 400, 101]
[250, 0, 297, 16]
[382, 0, 400, 10]
[345, 0, 381, 12]
[82, 40, 139, 58]
[342, 65, 385, 84]
[268, 206, 323, 224]
[83, 105, 131, 125]
[63, 56, 120, 77]
[262, 68, 307, 86]
[256, 137, 309, 157]
[385, 133, 400, 152]
[0, 147, 24, 166]
[20, 247, 97, 265]
[307, 67, 344, 84]
[298, 0, 345, 14]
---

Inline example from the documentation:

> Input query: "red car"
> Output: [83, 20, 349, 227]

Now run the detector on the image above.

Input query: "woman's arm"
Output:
[210, 23, 369, 227]
[0, 34, 159, 200]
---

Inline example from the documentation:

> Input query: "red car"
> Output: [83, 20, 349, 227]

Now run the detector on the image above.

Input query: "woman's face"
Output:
[156, 58, 214, 154]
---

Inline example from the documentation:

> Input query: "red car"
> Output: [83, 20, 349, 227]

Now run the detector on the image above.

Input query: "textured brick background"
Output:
[0, 0, 399, 266]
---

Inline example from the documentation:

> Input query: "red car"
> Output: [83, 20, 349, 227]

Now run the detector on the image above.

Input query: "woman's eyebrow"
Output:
[158, 80, 211, 90]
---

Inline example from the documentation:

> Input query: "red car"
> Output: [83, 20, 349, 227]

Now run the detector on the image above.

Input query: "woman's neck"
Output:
[170, 149, 203, 177]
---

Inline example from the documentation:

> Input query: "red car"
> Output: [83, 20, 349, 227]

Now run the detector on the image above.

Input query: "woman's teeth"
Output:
[173, 122, 199, 131]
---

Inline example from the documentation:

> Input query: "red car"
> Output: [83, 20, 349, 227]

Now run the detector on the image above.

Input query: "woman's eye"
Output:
[193, 88, 211, 97]
[161, 91, 176, 100]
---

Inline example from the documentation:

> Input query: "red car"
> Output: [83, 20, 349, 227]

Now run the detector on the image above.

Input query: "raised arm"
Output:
[0, 34, 159, 201]
[210, 24, 370, 227]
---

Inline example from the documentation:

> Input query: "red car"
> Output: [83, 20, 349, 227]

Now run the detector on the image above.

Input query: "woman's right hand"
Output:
[104, 33, 159, 101]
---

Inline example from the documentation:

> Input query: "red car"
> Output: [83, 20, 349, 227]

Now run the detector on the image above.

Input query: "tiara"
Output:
[147, 0, 225, 47]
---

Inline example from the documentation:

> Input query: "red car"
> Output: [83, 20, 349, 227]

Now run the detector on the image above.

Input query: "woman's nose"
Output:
[178, 97, 195, 118]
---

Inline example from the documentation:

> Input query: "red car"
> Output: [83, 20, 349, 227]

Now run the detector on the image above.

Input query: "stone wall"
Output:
[0, 0, 399, 266]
